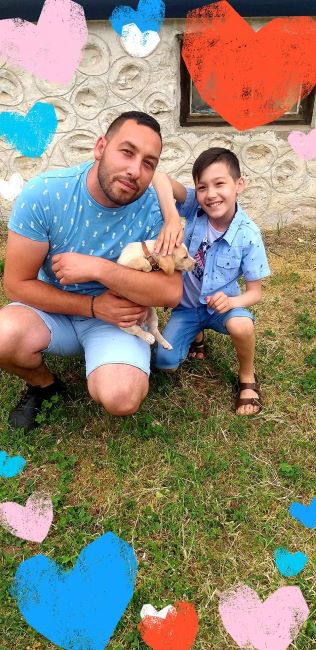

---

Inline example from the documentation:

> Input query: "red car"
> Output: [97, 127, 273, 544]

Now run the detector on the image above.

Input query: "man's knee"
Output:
[0, 309, 29, 358]
[88, 367, 149, 416]
[0, 307, 49, 361]
[226, 317, 254, 339]
[91, 385, 148, 416]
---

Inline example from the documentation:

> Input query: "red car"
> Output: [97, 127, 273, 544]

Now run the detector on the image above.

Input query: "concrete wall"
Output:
[1, 18, 316, 229]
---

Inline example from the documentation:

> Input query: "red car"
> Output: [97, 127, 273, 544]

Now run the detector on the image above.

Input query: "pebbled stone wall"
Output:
[0, 18, 315, 229]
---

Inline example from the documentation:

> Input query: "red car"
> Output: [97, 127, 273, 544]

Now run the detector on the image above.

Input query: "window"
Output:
[179, 45, 316, 127]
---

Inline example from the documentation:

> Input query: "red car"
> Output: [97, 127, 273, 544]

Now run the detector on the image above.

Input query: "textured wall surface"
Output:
[0, 18, 316, 229]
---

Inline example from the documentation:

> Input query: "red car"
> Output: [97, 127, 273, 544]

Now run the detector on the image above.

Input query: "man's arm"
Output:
[3, 232, 151, 327]
[4, 232, 92, 315]
[52, 252, 183, 308]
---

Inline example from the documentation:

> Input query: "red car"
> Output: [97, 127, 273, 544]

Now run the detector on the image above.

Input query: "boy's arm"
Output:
[152, 171, 187, 255]
[152, 171, 187, 204]
[206, 280, 262, 313]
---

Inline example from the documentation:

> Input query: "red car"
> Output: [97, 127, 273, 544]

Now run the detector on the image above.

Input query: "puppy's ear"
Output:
[159, 256, 175, 275]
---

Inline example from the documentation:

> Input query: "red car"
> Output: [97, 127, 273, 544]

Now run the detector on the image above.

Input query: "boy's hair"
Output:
[192, 147, 241, 183]
[105, 111, 162, 143]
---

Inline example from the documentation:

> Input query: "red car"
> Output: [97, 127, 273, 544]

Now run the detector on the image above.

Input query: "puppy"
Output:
[117, 240, 195, 349]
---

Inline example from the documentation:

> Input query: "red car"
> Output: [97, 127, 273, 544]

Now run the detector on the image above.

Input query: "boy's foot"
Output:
[235, 373, 263, 416]
[8, 376, 66, 433]
[188, 332, 205, 360]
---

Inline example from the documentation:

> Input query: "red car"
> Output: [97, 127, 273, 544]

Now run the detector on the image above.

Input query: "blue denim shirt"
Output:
[176, 188, 271, 310]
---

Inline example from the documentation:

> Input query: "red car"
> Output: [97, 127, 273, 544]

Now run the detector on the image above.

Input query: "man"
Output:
[0, 111, 183, 432]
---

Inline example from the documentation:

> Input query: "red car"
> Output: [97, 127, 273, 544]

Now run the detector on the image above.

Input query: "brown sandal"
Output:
[188, 332, 205, 360]
[235, 374, 263, 415]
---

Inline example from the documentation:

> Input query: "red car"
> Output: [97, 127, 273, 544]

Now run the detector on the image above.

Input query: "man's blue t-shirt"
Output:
[8, 161, 163, 296]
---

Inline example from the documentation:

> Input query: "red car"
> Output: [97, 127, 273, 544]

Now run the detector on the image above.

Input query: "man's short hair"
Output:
[192, 147, 241, 183]
[105, 111, 162, 143]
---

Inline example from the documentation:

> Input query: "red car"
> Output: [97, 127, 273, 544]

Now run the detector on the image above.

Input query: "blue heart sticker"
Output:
[11, 532, 138, 649]
[274, 547, 308, 577]
[0, 102, 57, 157]
[110, 0, 165, 36]
[0, 450, 26, 478]
[289, 496, 316, 529]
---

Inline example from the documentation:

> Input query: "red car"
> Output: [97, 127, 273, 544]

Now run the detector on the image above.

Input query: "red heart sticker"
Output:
[138, 601, 198, 650]
[182, 1, 316, 130]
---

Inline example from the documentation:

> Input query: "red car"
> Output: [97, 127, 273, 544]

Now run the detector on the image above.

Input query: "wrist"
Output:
[163, 211, 181, 223]
[91, 295, 96, 318]
[85, 295, 93, 317]
[228, 296, 238, 309]
[93, 258, 109, 283]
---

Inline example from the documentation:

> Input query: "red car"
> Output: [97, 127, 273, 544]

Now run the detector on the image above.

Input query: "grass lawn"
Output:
[0, 226, 315, 649]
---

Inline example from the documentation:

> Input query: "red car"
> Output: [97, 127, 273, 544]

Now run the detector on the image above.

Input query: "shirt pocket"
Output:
[215, 255, 241, 283]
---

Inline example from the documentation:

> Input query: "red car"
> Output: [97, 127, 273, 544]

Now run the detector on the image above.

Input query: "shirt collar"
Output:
[197, 202, 245, 245]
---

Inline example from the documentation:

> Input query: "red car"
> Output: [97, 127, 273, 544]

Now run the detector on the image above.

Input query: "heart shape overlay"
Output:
[289, 496, 316, 528]
[11, 532, 138, 650]
[219, 583, 309, 650]
[0, 102, 57, 157]
[0, 0, 88, 84]
[0, 173, 24, 201]
[0, 450, 26, 478]
[274, 547, 308, 578]
[120, 24, 160, 58]
[110, 0, 165, 36]
[182, 1, 316, 130]
[138, 601, 198, 650]
[0, 493, 53, 542]
[288, 129, 316, 161]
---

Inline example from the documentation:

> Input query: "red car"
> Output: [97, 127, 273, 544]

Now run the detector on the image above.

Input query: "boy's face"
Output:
[195, 161, 245, 230]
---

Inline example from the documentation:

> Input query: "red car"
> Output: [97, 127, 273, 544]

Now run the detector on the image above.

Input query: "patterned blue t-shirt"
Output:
[8, 161, 163, 295]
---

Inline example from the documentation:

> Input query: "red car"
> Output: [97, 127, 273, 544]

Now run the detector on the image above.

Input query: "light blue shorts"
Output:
[155, 304, 255, 370]
[7, 303, 151, 377]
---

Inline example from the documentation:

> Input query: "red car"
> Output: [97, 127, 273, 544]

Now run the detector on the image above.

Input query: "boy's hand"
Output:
[206, 292, 233, 313]
[154, 214, 183, 256]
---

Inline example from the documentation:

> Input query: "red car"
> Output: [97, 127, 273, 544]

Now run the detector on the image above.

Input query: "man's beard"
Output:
[97, 166, 140, 207]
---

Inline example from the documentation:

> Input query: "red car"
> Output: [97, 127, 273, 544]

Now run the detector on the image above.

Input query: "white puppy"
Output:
[117, 240, 195, 349]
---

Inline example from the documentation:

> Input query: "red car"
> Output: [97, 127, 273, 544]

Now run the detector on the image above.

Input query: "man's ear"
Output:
[159, 256, 175, 275]
[94, 135, 108, 161]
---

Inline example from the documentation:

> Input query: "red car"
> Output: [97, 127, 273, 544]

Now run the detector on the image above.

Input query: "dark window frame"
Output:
[179, 40, 316, 127]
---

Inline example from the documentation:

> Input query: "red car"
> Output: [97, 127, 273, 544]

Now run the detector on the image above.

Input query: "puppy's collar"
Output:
[141, 241, 160, 271]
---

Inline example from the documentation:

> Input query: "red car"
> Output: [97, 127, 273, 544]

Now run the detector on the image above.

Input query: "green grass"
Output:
[0, 227, 315, 649]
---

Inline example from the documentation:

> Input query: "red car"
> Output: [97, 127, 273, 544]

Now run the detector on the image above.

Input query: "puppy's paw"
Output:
[144, 333, 156, 345]
[161, 340, 173, 350]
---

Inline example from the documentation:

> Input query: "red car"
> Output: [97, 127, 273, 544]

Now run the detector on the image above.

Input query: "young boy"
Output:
[153, 147, 271, 415]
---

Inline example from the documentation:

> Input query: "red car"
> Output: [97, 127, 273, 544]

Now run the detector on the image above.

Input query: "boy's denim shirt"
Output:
[177, 188, 271, 312]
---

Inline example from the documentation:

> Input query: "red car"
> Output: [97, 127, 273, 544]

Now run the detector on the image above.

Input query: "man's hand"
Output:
[154, 214, 183, 256]
[206, 292, 233, 314]
[93, 291, 148, 327]
[52, 252, 101, 285]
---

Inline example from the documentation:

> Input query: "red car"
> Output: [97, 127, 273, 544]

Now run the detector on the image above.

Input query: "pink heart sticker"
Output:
[288, 129, 316, 161]
[0, 0, 88, 84]
[219, 583, 309, 649]
[0, 493, 53, 543]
